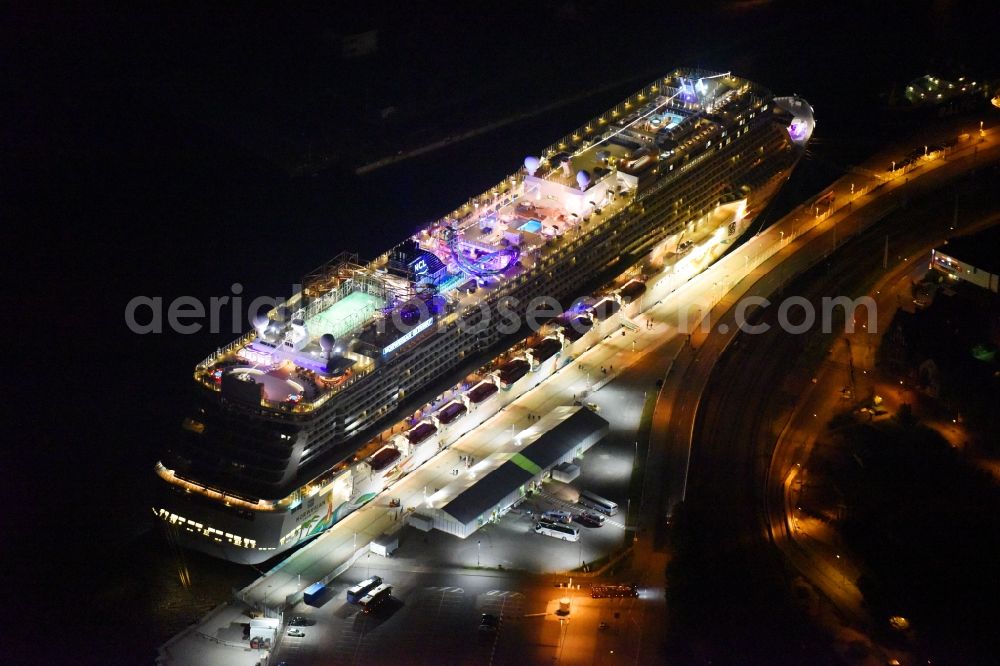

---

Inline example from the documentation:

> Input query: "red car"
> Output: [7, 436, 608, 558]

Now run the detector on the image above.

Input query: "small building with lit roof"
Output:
[931, 227, 1000, 294]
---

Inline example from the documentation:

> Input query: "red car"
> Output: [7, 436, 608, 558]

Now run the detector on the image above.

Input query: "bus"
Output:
[591, 583, 639, 599]
[359, 583, 392, 614]
[346, 575, 383, 604]
[577, 490, 618, 516]
[534, 520, 580, 542]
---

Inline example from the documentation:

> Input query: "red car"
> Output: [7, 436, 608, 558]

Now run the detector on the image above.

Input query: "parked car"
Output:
[288, 616, 309, 626]
[542, 510, 573, 524]
[479, 613, 501, 632]
[287, 628, 305, 638]
[573, 512, 603, 528]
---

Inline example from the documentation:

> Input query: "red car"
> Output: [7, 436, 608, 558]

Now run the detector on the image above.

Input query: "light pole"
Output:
[626, 497, 632, 537]
[477, 539, 481, 567]
[557, 617, 569, 662]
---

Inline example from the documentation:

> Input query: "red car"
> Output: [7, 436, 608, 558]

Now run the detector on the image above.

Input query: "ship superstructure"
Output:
[155, 69, 813, 563]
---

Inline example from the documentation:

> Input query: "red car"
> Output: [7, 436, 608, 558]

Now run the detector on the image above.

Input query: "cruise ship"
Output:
[154, 69, 814, 564]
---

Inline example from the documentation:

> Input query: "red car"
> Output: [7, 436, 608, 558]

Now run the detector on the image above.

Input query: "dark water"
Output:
[7, 1, 993, 662]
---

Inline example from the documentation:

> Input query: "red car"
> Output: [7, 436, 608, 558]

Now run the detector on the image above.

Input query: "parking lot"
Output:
[269, 336, 660, 665]
[271, 466, 637, 664]
[271, 564, 646, 666]
[272, 569, 539, 666]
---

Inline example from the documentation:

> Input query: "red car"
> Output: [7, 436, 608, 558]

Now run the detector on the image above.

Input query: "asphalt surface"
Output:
[661, 127, 999, 661]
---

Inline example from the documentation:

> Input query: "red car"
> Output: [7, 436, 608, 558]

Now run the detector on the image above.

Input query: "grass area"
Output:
[569, 547, 633, 575]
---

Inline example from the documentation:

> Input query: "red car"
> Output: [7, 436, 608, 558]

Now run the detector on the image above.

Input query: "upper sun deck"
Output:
[194, 69, 771, 414]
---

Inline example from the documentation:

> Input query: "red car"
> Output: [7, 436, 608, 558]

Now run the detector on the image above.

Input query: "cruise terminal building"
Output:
[411, 406, 609, 539]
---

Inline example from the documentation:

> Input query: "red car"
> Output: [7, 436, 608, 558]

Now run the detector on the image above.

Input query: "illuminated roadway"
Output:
[766, 205, 1000, 645]
[656, 119, 998, 657]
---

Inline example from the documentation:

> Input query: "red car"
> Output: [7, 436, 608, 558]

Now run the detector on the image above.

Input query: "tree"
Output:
[895, 402, 918, 428]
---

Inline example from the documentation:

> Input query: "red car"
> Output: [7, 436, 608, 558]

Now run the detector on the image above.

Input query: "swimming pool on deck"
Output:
[518, 219, 543, 233]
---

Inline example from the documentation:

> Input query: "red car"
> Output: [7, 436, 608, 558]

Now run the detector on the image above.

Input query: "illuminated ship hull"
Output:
[155, 70, 813, 564]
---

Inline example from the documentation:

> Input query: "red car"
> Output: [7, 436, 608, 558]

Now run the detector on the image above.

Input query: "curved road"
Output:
[657, 124, 999, 660]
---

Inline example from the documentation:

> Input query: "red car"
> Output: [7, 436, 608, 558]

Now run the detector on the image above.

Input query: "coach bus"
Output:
[346, 575, 383, 604]
[534, 520, 580, 542]
[359, 583, 393, 614]
[577, 490, 619, 516]
[591, 583, 639, 599]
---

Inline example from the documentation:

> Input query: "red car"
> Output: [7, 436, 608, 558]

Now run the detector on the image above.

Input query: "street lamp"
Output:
[557, 617, 569, 662]
[477, 539, 481, 567]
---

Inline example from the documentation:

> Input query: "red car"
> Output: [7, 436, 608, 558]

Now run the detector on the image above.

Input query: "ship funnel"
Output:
[320, 333, 336, 357]
[252, 314, 269, 337]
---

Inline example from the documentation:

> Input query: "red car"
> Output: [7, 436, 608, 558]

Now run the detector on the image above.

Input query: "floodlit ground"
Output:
[379, 490, 625, 574]
[272, 564, 646, 666]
